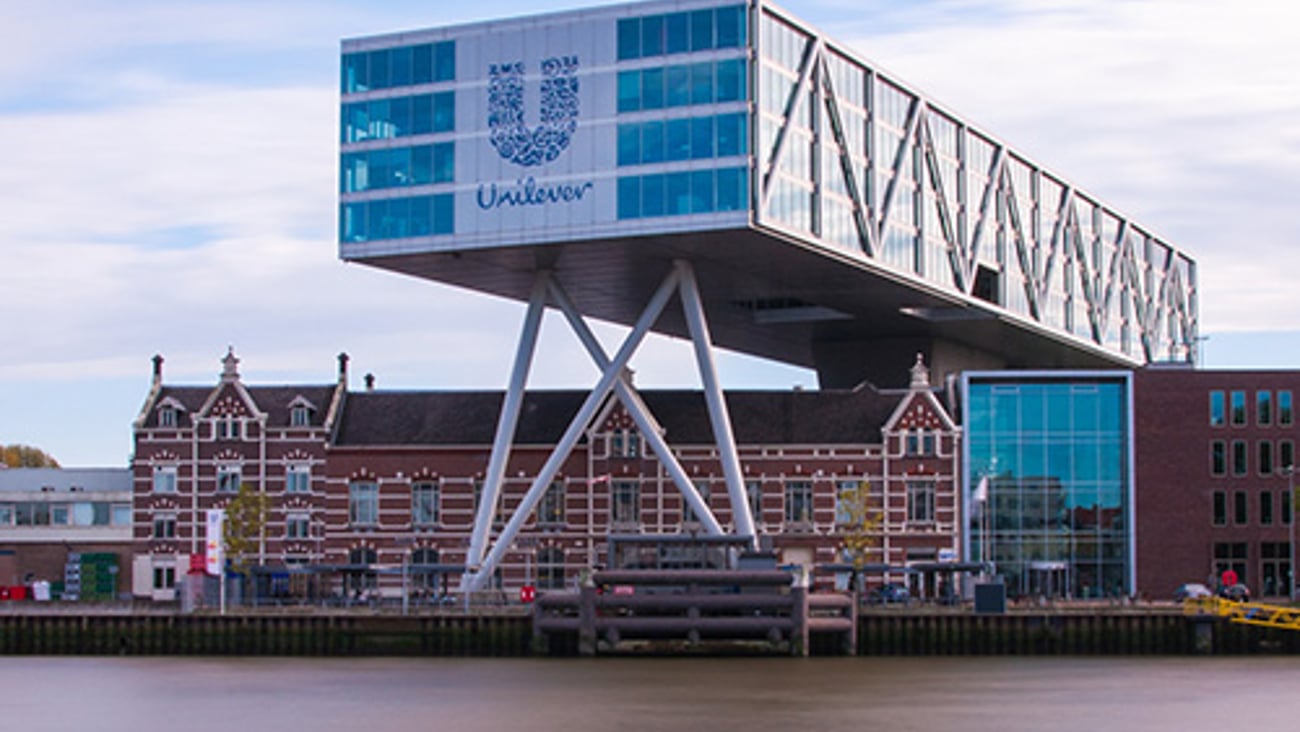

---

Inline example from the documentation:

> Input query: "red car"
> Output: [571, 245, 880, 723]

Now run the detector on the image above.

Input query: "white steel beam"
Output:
[545, 277, 723, 537]
[463, 267, 682, 592]
[463, 273, 549, 579]
[676, 260, 758, 547]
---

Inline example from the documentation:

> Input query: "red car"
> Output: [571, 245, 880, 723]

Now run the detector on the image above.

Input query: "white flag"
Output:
[973, 476, 989, 504]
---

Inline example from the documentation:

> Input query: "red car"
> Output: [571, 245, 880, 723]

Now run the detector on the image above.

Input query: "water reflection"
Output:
[2, 656, 1296, 731]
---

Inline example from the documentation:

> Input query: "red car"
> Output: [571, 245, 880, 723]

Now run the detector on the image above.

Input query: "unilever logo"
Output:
[478, 55, 594, 211]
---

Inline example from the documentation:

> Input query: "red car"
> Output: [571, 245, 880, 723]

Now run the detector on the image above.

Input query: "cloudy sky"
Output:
[3, 0, 1299, 467]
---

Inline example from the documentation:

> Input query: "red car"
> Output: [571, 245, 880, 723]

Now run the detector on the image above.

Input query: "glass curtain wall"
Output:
[965, 374, 1131, 599]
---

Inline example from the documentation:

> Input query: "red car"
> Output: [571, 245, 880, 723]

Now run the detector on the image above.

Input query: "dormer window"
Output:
[610, 429, 641, 458]
[160, 407, 177, 428]
[905, 429, 936, 457]
[291, 406, 310, 427]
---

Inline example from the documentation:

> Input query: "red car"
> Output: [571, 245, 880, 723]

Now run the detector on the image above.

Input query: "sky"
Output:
[3, 0, 1300, 468]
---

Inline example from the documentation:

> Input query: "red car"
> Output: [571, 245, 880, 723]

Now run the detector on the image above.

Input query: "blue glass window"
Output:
[617, 18, 640, 60]
[666, 118, 691, 161]
[434, 41, 455, 82]
[666, 13, 690, 54]
[716, 168, 745, 211]
[617, 71, 640, 113]
[641, 173, 665, 217]
[412, 96, 433, 135]
[641, 15, 665, 57]
[690, 116, 714, 159]
[690, 170, 714, 213]
[716, 112, 746, 156]
[716, 59, 744, 102]
[389, 96, 412, 137]
[618, 125, 640, 166]
[432, 193, 454, 234]
[340, 194, 454, 242]
[343, 41, 455, 93]
[690, 10, 714, 51]
[666, 65, 691, 107]
[618, 177, 641, 219]
[433, 92, 454, 132]
[716, 6, 744, 48]
[616, 167, 749, 220]
[412, 44, 433, 85]
[642, 120, 665, 163]
[368, 49, 390, 90]
[411, 145, 432, 184]
[690, 62, 713, 106]
[642, 68, 665, 110]
[433, 142, 454, 182]
[390, 46, 413, 88]
[666, 172, 691, 215]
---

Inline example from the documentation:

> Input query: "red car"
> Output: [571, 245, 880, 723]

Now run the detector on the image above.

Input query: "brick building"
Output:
[131, 350, 960, 602]
[1134, 367, 1299, 598]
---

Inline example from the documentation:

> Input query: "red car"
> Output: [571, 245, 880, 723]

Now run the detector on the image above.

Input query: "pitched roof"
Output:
[141, 384, 340, 428]
[333, 385, 904, 447]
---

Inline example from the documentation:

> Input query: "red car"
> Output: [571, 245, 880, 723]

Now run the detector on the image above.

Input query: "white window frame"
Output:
[217, 465, 242, 494]
[412, 481, 440, 526]
[285, 464, 311, 494]
[153, 512, 177, 539]
[285, 511, 311, 539]
[349, 481, 379, 526]
[153, 466, 178, 494]
[907, 480, 936, 525]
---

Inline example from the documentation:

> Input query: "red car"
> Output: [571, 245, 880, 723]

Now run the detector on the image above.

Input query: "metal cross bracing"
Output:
[753, 2, 1198, 366]
[459, 261, 759, 593]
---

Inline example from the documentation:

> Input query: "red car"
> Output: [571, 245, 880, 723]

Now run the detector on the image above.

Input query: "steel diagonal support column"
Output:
[545, 278, 723, 536]
[675, 260, 758, 548]
[462, 273, 550, 587]
[464, 268, 683, 592]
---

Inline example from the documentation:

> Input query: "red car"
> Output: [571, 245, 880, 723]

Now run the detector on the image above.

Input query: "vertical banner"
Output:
[205, 509, 225, 577]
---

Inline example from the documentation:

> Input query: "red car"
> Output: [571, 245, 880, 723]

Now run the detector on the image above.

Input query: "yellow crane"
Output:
[1184, 597, 1300, 632]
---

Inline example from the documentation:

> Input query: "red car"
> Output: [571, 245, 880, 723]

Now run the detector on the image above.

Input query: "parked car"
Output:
[1219, 583, 1251, 602]
[1174, 582, 1212, 601]
[868, 583, 911, 604]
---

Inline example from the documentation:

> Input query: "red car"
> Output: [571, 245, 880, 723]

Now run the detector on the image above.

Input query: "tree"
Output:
[837, 480, 881, 591]
[1, 444, 60, 468]
[223, 482, 268, 578]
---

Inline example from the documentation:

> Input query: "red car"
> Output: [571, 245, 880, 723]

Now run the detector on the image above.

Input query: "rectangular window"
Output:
[1258, 391, 1273, 426]
[1234, 490, 1248, 525]
[1211, 441, 1226, 476]
[1209, 390, 1225, 426]
[112, 504, 132, 526]
[285, 512, 310, 539]
[835, 481, 858, 525]
[1214, 542, 1248, 585]
[1231, 390, 1247, 425]
[0, 504, 12, 526]
[1286, 490, 1293, 526]
[1260, 441, 1275, 476]
[1281, 391, 1294, 426]
[290, 406, 310, 427]
[1261, 492, 1275, 526]
[412, 481, 439, 526]
[153, 566, 176, 591]
[51, 505, 69, 525]
[1282, 440, 1295, 470]
[617, 17, 641, 60]
[349, 481, 379, 526]
[907, 481, 935, 524]
[1212, 491, 1227, 526]
[1232, 441, 1248, 476]
[784, 480, 813, 524]
[153, 513, 177, 539]
[285, 465, 311, 494]
[611, 481, 640, 524]
[153, 467, 177, 494]
[160, 407, 177, 427]
[539, 481, 565, 526]
[217, 466, 241, 494]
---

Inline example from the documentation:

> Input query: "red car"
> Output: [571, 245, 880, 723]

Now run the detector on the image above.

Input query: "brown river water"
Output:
[3, 656, 1297, 731]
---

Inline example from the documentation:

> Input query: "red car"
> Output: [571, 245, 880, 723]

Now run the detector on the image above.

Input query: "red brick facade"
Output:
[1134, 367, 1300, 598]
[132, 351, 961, 601]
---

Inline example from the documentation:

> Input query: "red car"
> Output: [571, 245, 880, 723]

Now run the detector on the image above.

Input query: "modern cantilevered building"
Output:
[339, 0, 1197, 591]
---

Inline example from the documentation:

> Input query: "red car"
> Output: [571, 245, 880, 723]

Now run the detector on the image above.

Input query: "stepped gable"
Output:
[334, 384, 903, 447]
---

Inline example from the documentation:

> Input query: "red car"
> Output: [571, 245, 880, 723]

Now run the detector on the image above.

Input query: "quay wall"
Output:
[0, 611, 1295, 656]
